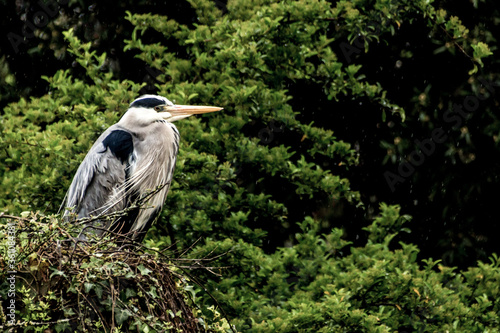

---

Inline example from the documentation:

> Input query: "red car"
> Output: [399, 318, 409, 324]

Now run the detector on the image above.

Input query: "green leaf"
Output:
[137, 264, 152, 276]
[115, 307, 132, 325]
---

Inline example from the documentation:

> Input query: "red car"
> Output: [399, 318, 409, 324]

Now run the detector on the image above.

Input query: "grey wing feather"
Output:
[63, 125, 128, 219]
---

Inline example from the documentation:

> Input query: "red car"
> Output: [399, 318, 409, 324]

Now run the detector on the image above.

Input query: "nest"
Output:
[0, 212, 226, 332]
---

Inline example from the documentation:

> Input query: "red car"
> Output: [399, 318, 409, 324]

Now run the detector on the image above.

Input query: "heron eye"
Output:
[154, 106, 162, 112]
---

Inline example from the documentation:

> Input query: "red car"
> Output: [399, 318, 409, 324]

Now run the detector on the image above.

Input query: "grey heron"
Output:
[63, 94, 222, 242]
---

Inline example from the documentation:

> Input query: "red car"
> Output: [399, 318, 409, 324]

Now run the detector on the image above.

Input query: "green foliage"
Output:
[1, 0, 498, 331]
[191, 204, 500, 332]
[3, 206, 500, 331]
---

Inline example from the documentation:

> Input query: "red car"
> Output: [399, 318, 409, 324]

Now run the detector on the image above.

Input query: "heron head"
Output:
[129, 94, 223, 123]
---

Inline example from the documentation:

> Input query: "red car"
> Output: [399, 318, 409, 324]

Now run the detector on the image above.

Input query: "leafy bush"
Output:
[0, 212, 230, 332]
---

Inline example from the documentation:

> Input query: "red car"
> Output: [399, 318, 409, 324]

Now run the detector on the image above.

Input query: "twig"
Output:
[0, 212, 29, 221]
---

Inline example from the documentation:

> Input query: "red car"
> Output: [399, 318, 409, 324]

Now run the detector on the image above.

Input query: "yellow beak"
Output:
[159, 104, 223, 122]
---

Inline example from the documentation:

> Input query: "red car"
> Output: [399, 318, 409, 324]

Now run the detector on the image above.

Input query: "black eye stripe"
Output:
[130, 98, 166, 108]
